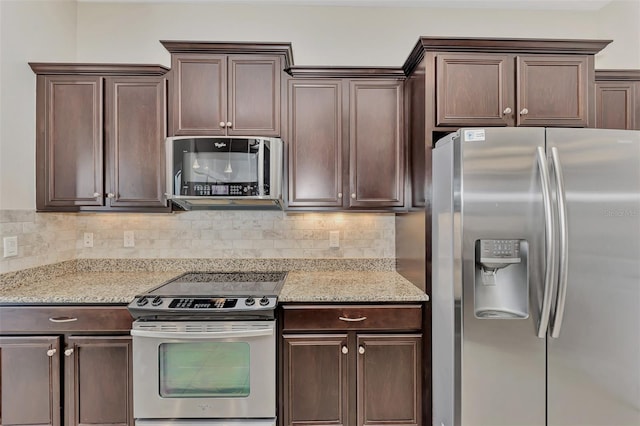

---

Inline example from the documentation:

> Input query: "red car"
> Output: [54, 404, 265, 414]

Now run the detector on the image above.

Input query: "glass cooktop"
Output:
[144, 272, 287, 297]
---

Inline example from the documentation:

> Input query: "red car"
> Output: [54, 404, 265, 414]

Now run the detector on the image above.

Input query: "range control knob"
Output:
[136, 297, 148, 307]
[245, 297, 255, 306]
[259, 297, 270, 306]
[151, 297, 163, 306]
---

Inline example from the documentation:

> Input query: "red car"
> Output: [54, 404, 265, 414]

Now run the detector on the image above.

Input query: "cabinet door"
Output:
[0, 336, 61, 426]
[105, 77, 168, 209]
[65, 336, 133, 426]
[171, 54, 226, 136]
[287, 80, 344, 207]
[349, 80, 404, 208]
[282, 334, 349, 426]
[517, 56, 590, 127]
[435, 54, 513, 127]
[595, 82, 636, 129]
[357, 334, 422, 426]
[36, 75, 103, 210]
[227, 55, 281, 136]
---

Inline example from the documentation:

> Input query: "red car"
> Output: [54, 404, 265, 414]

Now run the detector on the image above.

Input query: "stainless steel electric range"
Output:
[127, 271, 287, 426]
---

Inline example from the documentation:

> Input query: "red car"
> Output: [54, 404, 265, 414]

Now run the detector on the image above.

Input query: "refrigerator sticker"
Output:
[464, 129, 485, 142]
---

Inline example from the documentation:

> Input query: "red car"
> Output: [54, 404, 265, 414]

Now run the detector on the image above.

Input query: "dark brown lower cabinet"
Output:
[0, 336, 61, 426]
[0, 307, 133, 426]
[281, 305, 423, 426]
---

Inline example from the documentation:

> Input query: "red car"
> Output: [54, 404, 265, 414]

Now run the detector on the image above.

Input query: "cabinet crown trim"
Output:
[29, 63, 169, 76]
[287, 66, 405, 79]
[403, 37, 612, 75]
[160, 40, 294, 68]
[596, 69, 640, 81]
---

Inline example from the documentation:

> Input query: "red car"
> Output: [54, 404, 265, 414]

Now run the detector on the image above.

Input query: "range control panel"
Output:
[130, 295, 277, 314]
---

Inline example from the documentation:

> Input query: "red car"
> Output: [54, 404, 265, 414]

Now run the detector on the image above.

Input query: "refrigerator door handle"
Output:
[550, 147, 569, 338]
[536, 146, 557, 338]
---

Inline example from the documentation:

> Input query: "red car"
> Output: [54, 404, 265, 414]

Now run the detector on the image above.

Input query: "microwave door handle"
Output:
[536, 146, 557, 339]
[550, 147, 569, 339]
[130, 327, 274, 340]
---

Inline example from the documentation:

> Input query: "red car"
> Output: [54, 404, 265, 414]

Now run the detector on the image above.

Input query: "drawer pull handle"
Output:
[358, 345, 365, 355]
[49, 317, 78, 323]
[46, 349, 57, 357]
[339, 316, 367, 322]
[341, 346, 348, 354]
[64, 348, 74, 357]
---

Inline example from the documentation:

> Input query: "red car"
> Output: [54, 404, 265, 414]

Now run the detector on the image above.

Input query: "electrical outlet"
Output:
[124, 231, 135, 248]
[3, 236, 18, 257]
[83, 232, 94, 248]
[329, 230, 340, 248]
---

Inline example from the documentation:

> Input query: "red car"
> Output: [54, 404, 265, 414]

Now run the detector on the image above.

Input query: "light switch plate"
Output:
[3, 236, 18, 257]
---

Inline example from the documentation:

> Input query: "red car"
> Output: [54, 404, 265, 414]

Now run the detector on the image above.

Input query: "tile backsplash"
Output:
[0, 210, 77, 273]
[1, 210, 395, 273]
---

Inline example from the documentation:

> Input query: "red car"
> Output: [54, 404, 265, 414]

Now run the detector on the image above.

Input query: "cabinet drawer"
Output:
[282, 304, 423, 332]
[0, 306, 133, 333]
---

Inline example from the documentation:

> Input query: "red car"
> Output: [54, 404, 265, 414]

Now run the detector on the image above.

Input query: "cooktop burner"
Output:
[127, 271, 287, 320]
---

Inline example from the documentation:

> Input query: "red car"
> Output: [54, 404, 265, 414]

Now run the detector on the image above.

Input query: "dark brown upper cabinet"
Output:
[595, 70, 640, 130]
[435, 53, 591, 127]
[286, 69, 405, 211]
[30, 64, 169, 212]
[161, 41, 294, 137]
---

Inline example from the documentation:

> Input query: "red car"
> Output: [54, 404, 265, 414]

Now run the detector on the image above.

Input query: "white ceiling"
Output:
[76, 0, 615, 11]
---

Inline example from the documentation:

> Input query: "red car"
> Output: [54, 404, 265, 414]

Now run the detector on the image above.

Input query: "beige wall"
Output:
[73, 1, 639, 68]
[0, 0, 77, 211]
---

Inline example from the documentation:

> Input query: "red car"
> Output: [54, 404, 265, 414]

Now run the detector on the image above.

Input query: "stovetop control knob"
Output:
[245, 297, 255, 306]
[259, 297, 270, 306]
[151, 297, 163, 306]
[136, 297, 148, 307]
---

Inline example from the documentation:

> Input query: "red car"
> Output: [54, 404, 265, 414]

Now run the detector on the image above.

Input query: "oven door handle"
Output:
[131, 327, 274, 339]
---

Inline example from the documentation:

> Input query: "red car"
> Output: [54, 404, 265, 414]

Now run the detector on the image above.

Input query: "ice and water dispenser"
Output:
[474, 239, 529, 319]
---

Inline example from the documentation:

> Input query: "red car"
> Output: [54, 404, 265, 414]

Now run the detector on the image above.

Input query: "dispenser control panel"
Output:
[479, 239, 521, 263]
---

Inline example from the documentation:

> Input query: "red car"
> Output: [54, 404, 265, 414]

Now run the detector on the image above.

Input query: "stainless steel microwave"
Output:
[166, 136, 283, 210]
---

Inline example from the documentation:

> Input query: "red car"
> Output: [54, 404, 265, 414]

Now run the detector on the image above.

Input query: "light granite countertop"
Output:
[0, 259, 428, 304]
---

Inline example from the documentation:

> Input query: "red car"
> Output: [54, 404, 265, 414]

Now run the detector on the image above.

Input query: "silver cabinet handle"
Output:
[339, 316, 367, 322]
[338, 192, 343, 198]
[226, 121, 232, 128]
[64, 348, 74, 357]
[351, 193, 356, 199]
[536, 146, 557, 338]
[47, 349, 57, 357]
[503, 107, 512, 114]
[341, 346, 348, 354]
[520, 108, 529, 115]
[358, 346, 365, 354]
[219, 121, 226, 128]
[550, 147, 569, 339]
[49, 316, 78, 323]
[93, 192, 101, 197]
[107, 193, 115, 198]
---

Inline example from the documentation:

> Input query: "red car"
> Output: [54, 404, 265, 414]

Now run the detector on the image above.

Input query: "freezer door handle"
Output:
[550, 147, 569, 338]
[537, 146, 557, 338]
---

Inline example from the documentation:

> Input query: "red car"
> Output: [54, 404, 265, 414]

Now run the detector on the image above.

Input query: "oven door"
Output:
[131, 320, 275, 420]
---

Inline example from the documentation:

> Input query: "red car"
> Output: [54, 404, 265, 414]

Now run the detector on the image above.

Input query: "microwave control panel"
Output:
[181, 182, 262, 196]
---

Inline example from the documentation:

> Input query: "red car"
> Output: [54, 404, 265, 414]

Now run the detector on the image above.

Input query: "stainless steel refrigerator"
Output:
[432, 127, 640, 426]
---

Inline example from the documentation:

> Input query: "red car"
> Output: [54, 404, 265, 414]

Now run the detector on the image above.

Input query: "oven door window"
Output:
[159, 342, 250, 397]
